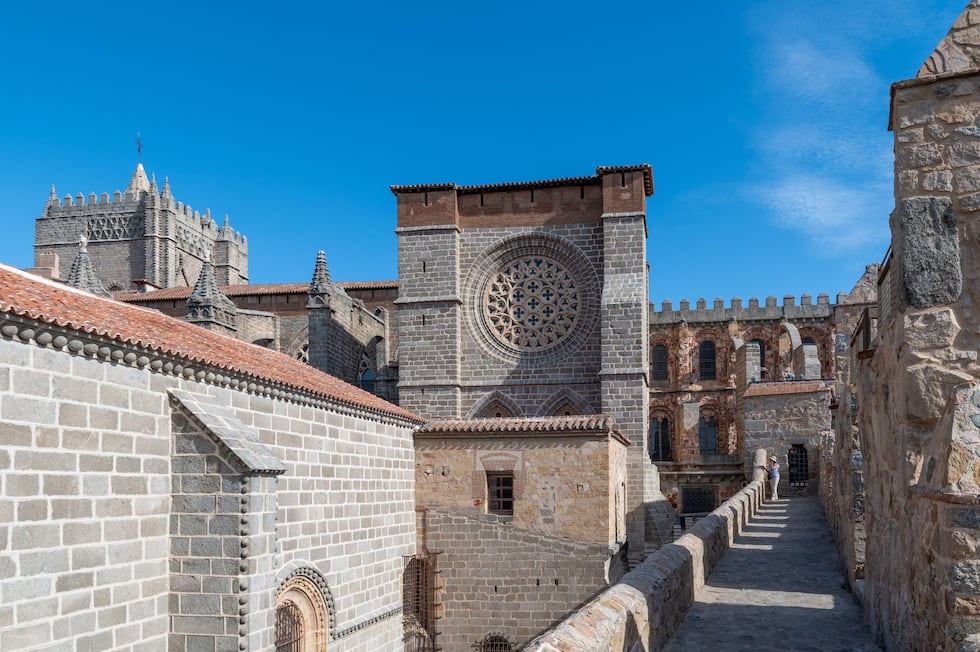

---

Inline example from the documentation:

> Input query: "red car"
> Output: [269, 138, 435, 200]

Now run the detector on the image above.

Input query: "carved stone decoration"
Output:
[484, 256, 579, 352]
[467, 234, 599, 367]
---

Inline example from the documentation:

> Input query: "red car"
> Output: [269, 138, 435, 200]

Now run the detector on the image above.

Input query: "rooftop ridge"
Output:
[417, 414, 616, 434]
[391, 164, 654, 197]
[0, 263, 421, 425]
[115, 280, 398, 302]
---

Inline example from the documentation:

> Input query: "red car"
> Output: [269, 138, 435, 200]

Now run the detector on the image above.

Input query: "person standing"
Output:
[768, 455, 780, 501]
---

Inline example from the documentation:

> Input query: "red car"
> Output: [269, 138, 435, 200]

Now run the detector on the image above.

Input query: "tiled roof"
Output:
[337, 280, 398, 291]
[416, 415, 617, 434]
[0, 263, 422, 424]
[115, 280, 398, 302]
[743, 380, 829, 397]
[391, 164, 654, 197]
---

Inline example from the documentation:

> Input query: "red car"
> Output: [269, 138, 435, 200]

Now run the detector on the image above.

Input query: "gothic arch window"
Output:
[356, 355, 375, 394]
[276, 571, 330, 652]
[649, 415, 672, 462]
[552, 401, 575, 417]
[295, 342, 309, 364]
[698, 412, 717, 455]
[483, 401, 513, 418]
[469, 391, 523, 419]
[698, 340, 717, 381]
[652, 343, 669, 382]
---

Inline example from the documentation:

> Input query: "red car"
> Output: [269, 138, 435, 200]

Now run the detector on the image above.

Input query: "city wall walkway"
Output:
[662, 495, 880, 652]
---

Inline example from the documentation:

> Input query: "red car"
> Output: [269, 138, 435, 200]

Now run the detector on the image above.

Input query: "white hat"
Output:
[770, 455, 777, 461]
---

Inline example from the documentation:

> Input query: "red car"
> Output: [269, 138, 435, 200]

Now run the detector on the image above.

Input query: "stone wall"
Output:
[524, 449, 769, 651]
[827, 5, 980, 649]
[419, 507, 620, 651]
[0, 271, 418, 651]
[742, 381, 832, 495]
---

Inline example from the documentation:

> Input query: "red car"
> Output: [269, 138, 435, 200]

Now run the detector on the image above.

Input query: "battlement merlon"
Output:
[391, 164, 653, 230]
[38, 166, 245, 244]
[648, 292, 848, 324]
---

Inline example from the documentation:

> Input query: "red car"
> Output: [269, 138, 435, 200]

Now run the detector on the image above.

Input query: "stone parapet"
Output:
[524, 449, 769, 651]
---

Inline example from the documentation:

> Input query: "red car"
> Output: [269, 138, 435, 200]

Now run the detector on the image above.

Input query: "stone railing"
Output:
[524, 449, 769, 651]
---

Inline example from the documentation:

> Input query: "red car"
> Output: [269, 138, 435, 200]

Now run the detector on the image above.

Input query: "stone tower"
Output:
[393, 165, 671, 561]
[34, 164, 248, 291]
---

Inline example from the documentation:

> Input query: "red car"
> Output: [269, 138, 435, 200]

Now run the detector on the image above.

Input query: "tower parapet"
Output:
[34, 164, 248, 290]
[650, 292, 836, 324]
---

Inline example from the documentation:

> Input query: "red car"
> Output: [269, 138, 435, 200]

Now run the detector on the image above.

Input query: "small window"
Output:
[789, 445, 809, 488]
[552, 401, 575, 417]
[652, 344, 669, 381]
[698, 415, 717, 454]
[357, 355, 375, 394]
[750, 338, 766, 373]
[681, 486, 718, 514]
[698, 340, 716, 381]
[487, 473, 514, 515]
[480, 634, 512, 652]
[649, 417, 672, 462]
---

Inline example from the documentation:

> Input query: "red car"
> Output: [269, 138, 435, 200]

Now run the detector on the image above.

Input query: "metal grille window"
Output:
[480, 634, 513, 652]
[698, 340, 717, 381]
[649, 417, 672, 462]
[403, 555, 436, 652]
[681, 486, 718, 514]
[652, 344, 669, 381]
[698, 415, 717, 455]
[487, 473, 514, 515]
[275, 601, 304, 652]
[788, 445, 809, 488]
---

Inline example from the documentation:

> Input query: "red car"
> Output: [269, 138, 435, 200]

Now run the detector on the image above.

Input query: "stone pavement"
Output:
[662, 495, 881, 652]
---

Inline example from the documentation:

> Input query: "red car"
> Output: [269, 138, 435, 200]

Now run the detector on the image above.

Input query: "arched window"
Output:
[750, 338, 766, 374]
[356, 355, 375, 394]
[649, 416, 672, 462]
[552, 401, 575, 417]
[698, 414, 717, 455]
[295, 342, 309, 364]
[698, 340, 716, 381]
[652, 344, 669, 382]
[403, 555, 435, 652]
[275, 571, 329, 652]
[480, 401, 512, 418]
[480, 634, 512, 652]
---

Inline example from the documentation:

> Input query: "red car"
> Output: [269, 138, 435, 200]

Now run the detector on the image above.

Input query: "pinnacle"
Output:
[310, 250, 332, 293]
[126, 162, 151, 195]
[65, 236, 111, 298]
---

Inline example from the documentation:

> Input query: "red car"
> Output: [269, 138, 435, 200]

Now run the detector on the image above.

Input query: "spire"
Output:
[149, 172, 158, 193]
[126, 162, 151, 195]
[307, 250, 333, 308]
[45, 184, 58, 211]
[311, 250, 331, 290]
[186, 250, 238, 332]
[66, 236, 112, 298]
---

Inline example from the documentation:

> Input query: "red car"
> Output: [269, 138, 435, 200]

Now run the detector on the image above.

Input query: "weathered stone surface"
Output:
[905, 309, 961, 350]
[897, 197, 962, 309]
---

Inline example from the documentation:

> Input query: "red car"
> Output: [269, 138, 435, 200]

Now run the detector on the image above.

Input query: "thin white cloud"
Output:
[750, 175, 890, 252]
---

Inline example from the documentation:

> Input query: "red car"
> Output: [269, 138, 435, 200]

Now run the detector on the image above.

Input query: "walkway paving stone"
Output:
[662, 495, 881, 652]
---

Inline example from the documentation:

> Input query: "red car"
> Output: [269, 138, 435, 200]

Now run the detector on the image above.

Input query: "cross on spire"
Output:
[135, 132, 143, 163]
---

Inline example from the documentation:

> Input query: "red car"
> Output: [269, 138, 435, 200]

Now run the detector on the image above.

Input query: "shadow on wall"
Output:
[523, 449, 769, 652]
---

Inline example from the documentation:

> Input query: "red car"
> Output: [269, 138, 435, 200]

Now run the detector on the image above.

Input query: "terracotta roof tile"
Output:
[416, 415, 616, 434]
[115, 280, 398, 303]
[0, 264, 421, 424]
[391, 164, 654, 197]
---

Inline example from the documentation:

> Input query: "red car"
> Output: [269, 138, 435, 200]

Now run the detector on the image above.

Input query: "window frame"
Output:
[486, 472, 515, 516]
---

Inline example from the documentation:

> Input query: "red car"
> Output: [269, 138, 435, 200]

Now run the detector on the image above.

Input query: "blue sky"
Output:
[0, 1, 967, 305]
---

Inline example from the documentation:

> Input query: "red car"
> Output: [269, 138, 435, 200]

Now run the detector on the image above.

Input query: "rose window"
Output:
[484, 257, 579, 351]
